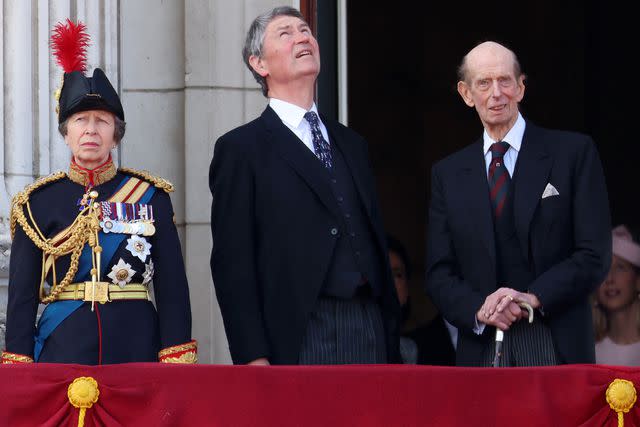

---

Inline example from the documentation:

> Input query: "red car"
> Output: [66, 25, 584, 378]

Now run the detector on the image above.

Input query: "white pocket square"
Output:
[541, 183, 560, 199]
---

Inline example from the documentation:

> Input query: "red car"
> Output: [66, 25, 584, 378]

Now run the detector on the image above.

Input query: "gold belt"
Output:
[55, 282, 150, 303]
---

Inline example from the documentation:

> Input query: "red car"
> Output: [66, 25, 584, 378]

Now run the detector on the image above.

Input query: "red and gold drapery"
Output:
[0, 363, 638, 426]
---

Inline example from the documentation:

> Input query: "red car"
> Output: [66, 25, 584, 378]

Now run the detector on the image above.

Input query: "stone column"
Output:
[184, 0, 297, 364]
[1, 0, 37, 351]
[1, 0, 120, 351]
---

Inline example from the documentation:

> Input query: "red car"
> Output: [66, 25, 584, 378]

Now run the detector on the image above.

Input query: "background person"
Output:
[593, 225, 640, 366]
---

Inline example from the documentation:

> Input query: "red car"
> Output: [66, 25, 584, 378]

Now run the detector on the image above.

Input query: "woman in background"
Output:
[593, 225, 640, 366]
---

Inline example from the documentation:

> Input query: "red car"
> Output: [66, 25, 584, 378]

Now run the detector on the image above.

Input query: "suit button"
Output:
[330, 227, 339, 236]
[350, 232, 356, 238]
[337, 196, 344, 203]
[331, 178, 337, 184]
[345, 213, 351, 219]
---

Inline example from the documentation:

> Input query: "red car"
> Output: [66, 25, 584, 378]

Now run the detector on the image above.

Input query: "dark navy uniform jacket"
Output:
[4, 167, 192, 364]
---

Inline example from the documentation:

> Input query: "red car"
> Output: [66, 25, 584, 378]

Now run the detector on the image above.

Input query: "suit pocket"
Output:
[538, 194, 568, 226]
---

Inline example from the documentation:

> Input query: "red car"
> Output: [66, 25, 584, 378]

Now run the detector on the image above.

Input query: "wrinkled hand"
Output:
[476, 287, 541, 331]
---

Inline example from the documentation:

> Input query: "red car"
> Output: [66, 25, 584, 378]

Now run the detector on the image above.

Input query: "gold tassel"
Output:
[67, 377, 99, 427]
[606, 378, 637, 427]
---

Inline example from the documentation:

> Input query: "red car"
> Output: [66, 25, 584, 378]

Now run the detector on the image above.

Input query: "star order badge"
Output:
[142, 260, 155, 285]
[107, 258, 136, 288]
[126, 235, 152, 262]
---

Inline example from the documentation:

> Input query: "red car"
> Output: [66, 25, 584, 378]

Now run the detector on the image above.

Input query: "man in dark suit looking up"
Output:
[209, 6, 400, 365]
[426, 41, 611, 366]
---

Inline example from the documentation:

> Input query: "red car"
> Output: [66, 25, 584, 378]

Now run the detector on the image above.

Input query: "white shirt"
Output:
[444, 319, 459, 350]
[269, 98, 330, 153]
[482, 112, 526, 178]
[596, 337, 640, 367]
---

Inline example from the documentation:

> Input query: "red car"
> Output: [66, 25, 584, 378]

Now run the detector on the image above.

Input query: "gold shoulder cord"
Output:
[118, 167, 174, 193]
[10, 172, 104, 304]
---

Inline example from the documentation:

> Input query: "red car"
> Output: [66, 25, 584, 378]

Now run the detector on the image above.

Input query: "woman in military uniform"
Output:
[1, 20, 196, 365]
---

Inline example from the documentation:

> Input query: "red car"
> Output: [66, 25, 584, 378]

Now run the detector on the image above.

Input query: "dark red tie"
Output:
[488, 141, 511, 217]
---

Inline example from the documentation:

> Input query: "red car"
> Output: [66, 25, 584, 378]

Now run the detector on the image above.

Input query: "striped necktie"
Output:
[488, 141, 511, 217]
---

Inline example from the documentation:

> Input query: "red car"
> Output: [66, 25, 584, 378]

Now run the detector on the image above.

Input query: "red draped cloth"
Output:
[1, 363, 638, 426]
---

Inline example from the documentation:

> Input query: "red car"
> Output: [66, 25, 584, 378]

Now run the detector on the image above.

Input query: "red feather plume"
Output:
[51, 19, 90, 73]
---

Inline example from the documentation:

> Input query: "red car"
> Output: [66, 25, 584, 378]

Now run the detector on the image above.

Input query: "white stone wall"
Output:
[1, 0, 298, 363]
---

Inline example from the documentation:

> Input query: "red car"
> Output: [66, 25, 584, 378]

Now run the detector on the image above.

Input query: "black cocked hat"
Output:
[52, 19, 125, 123]
[58, 68, 125, 123]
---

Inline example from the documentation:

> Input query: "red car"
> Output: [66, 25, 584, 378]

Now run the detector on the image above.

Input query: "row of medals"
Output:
[101, 218, 156, 236]
[82, 190, 156, 237]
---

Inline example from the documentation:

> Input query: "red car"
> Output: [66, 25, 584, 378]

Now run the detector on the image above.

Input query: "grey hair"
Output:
[457, 41, 523, 83]
[242, 6, 305, 97]
[58, 114, 127, 144]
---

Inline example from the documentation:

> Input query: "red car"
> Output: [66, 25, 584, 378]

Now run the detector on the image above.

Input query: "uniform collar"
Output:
[68, 156, 117, 187]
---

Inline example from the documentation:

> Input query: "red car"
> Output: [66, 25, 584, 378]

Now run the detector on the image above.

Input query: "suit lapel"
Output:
[261, 107, 341, 220]
[459, 140, 496, 265]
[513, 123, 552, 262]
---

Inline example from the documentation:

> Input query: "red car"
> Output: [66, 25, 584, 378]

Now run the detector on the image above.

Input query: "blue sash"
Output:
[34, 177, 156, 361]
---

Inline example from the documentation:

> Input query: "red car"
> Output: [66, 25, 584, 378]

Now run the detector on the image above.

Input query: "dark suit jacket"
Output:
[425, 121, 611, 366]
[407, 314, 456, 366]
[209, 106, 401, 365]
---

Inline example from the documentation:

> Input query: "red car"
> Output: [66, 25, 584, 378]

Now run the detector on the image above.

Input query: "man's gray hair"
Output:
[242, 6, 305, 97]
[58, 114, 127, 144]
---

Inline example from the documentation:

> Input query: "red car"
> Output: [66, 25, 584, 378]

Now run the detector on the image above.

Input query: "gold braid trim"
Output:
[10, 172, 103, 304]
[10, 171, 67, 239]
[158, 340, 198, 364]
[1, 351, 34, 364]
[118, 167, 174, 193]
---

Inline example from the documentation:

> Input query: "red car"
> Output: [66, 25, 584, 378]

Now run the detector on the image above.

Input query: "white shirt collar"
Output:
[269, 98, 319, 129]
[483, 112, 526, 154]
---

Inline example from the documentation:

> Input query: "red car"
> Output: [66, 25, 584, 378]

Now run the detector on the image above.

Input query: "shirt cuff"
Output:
[473, 318, 486, 335]
[1, 351, 34, 364]
[158, 340, 198, 364]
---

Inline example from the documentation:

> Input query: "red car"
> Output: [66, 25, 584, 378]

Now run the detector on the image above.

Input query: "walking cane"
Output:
[492, 300, 534, 367]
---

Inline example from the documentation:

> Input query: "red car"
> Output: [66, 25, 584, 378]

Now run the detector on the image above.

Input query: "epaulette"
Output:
[10, 171, 67, 238]
[118, 167, 174, 193]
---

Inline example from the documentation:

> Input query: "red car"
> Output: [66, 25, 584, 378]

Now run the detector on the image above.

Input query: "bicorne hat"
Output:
[52, 19, 124, 123]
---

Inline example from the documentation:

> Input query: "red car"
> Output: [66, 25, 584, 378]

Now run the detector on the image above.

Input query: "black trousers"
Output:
[298, 295, 387, 364]
[482, 317, 558, 367]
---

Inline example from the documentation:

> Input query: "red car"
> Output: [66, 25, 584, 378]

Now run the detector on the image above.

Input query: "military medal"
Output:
[77, 189, 94, 211]
[142, 260, 155, 285]
[98, 201, 156, 236]
[100, 219, 115, 233]
[142, 222, 156, 236]
[107, 258, 136, 288]
[126, 235, 152, 262]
